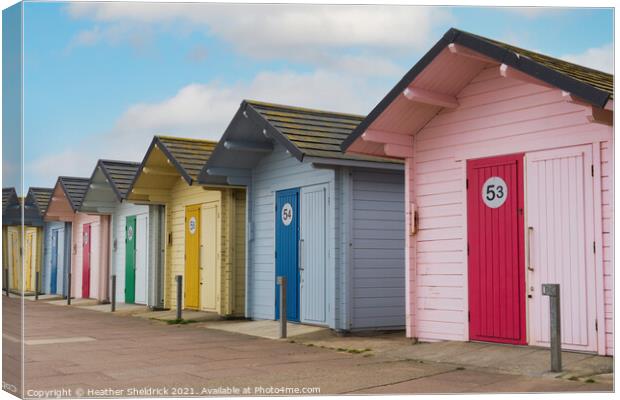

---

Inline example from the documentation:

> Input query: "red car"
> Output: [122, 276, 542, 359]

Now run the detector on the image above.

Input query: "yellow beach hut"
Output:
[126, 136, 246, 316]
[2, 187, 51, 294]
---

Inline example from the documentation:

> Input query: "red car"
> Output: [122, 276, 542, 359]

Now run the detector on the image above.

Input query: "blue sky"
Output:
[2, 2, 614, 190]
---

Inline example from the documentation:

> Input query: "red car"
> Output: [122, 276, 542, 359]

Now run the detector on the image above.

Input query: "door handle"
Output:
[527, 227, 534, 271]
[299, 239, 304, 271]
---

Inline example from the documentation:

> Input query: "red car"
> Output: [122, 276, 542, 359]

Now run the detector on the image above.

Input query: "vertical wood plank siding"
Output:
[163, 179, 245, 316]
[42, 221, 64, 294]
[111, 202, 150, 304]
[601, 141, 614, 354]
[408, 66, 613, 351]
[248, 145, 336, 323]
[247, 143, 405, 330]
[351, 169, 406, 329]
[71, 213, 105, 300]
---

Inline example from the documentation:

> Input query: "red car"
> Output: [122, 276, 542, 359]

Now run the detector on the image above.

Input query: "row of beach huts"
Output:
[2, 29, 614, 356]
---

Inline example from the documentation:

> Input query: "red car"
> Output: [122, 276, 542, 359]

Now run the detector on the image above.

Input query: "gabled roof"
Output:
[93, 160, 140, 200]
[27, 187, 53, 216]
[3, 187, 17, 213]
[246, 100, 399, 163]
[342, 27, 613, 151]
[198, 100, 402, 184]
[57, 176, 90, 212]
[128, 136, 217, 192]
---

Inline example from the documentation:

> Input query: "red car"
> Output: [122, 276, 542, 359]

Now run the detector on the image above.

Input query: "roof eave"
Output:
[244, 101, 305, 162]
[154, 137, 194, 185]
[341, 27, 611, 152]
[98, 161, 125, 202]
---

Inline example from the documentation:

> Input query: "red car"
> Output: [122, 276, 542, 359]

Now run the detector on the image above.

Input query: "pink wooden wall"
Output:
[403, 67, 613, 355]
[71, 213, 110, 302]
[44, 185, 75, 223]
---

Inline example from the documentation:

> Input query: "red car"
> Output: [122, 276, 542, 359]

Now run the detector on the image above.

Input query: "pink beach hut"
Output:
[342, 28, 613, 355]
[44, 177, 111, 302]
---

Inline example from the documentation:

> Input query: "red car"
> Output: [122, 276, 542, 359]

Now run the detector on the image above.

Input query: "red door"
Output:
[82, 223, 91, 298]
[467, 154, 526, 345]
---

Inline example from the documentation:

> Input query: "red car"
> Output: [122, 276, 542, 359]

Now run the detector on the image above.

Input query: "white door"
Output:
[526, 145, 598, 352]
[200, 203, 218, 311]
[57, 228, 65, 295]
[300, 184, 328, 325]
[135, 214, 149, 304]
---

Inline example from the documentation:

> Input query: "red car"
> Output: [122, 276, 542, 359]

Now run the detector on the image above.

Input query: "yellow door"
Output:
[184, 205, 201, 309]
[200, 204, 218, 311]
[8, 228, 19, 290]
[24, 230, 35, 291]
[24, 228, 38, 292]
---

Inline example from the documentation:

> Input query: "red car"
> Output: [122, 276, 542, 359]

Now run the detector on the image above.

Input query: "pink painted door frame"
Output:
[82, 223, 91, 299]
[525, 145, 598, 353]
[467, 153, 527, 345]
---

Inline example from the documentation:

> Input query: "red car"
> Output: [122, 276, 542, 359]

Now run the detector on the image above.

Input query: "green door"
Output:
[125, 216, 137, 304]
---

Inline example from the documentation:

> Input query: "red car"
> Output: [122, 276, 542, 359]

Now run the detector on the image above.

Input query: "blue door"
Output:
[275, 188, 300, 322]
[50, 229, 59, 294]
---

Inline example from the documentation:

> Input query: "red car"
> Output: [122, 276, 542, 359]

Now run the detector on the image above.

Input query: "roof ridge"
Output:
[28, 187, 53, 191]
[156, 135, 218, 145]
[458, 28, 614, 77]
[99, 159, 141, 165]
[245, 99, 365, 119]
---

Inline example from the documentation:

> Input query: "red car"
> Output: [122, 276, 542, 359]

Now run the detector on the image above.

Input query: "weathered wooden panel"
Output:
[351, 169, 405, 329]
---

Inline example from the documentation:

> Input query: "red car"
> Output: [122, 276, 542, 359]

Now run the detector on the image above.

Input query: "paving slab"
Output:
[293, 329, 614, 383]
[76, 302, 147, 314]
[133, 309, 223, 322]
[199, 319, 328, 339]
[12, 297, 613, 396]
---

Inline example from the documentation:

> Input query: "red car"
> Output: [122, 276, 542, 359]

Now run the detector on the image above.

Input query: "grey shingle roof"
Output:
[246, 100, 401, 164]
[155, 136, 217, 183]
[3, 187, 17, 213]
[58, 177, 90, 211]
[27, 187, 53, 216]
[98, 160, 140, 199]
[474, 32, 613, 99]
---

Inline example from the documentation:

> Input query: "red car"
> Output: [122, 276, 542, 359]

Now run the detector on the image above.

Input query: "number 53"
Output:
[486, 184, 505, 201]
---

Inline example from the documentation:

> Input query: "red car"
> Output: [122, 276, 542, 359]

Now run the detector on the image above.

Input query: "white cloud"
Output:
[65, 3, 452, 58]
[26, 69, 389, 186]
[561, 43, 613, 74]
[502, 7, 557, 19]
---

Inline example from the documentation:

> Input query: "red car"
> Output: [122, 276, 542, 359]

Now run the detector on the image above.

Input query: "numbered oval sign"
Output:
[281, 203, 293, 226]
[127, 226, 134, 241]
[188, 216, 197, 234]
[482, 176, 508, 208]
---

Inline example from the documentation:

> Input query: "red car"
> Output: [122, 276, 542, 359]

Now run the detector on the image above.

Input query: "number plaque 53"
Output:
[482, 176, 508, 208]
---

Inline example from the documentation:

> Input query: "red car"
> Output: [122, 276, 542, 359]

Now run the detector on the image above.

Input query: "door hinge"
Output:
[595, 319, 598, 332]
[593, 241, 596, 253]
[591, 164, 594, 177]
[466, 179, 469, 189]
[468, 311, 471, 322]
[467, 244, 470, 256]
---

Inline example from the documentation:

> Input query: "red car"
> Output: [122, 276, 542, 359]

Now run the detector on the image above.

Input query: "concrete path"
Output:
[199, 320, 328, 340]
[291, 330, 613, 384]
[4, 297, 612, 397]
